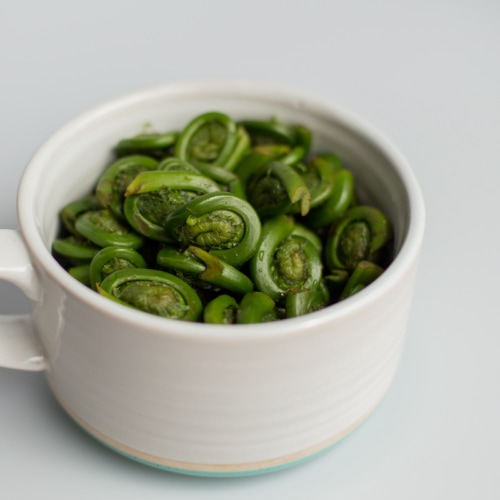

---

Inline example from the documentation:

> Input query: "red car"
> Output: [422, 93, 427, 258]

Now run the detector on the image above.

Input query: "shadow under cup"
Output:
[16, 82, 423, 476]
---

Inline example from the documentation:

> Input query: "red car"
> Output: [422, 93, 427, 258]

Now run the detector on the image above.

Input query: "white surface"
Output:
[0, 0, 498, 498]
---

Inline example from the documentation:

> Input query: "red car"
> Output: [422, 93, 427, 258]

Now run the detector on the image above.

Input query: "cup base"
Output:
[52, 389, 380, 477]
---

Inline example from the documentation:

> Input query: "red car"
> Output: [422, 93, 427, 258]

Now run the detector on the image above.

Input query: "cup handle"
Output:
[0, 229, 46, 371]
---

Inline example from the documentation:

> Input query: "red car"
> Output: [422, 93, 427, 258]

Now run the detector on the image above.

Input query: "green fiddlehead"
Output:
[193, 163, 246, 199]
[156, 246, 254, 295]
[52, 235, 100, 264]
[89, 246, 147, 290]
[293, 155, 336, 210]
[114, 131, 178, 158]
[285, 279, 330, 318]
[95, 155, 159, 219]
[235, 143, 291, 184]
[279, 124, 312, 166]
[165, 192, 261, 267]
[157, 156, 246, 198]
[60, 195, 102, 235]
[123, 170, 220, 241]
[74, 209, 144, 249]
[236, 291, 278, 323]
[238, 118, 297, 146]
[68, 264, 92, 286]
[324, 205, 393, 271]
[249, 215, 323, 301]
[246, 161, 311, 217]
[97, 268, 202, 321]
[157, 157, 201, 173]
[203, 294, 239, 324]
[239, 119, 311, 166]
[306, 168, 355, 229]
[175, 112, 248, 169]
[222, 125, 251, 171]
[339, 260, 384, 299]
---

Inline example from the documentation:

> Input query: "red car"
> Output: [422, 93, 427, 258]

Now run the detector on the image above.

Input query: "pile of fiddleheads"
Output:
[53, 112, 393, 323]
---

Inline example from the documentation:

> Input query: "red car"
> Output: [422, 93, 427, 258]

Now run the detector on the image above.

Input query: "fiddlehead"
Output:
[114, 131, 178, 158]
[97, 268, 202, 321]
[246, 161, 311, 217]
[157, 157, 201, 173]
[279, 124, 312, 166]
[193, 163, 246, 199]
[236, 291, 278, 323]
[60, 195, 102, 235]
[156, 245, 254, 295]
[234, 144, 291, 186]
[89, 246, 147, 290]
[68, 264, 92, 286]
[165, 192, 261, 267]
[123, 170, 220, 241]
[175, 112, 249, 169]
[339, 260, 384, 300]
[305, 168, 355, 229]
[239, 119, 312, 166]
[324, 205, 393, 271]
[52, 235, 100, 264]
[74, 208, 144, 249]
[293, 155, 337, 210]
[95, 155, 159, 219]
[249, 215, 323, 301]
[238, 118, 297, 146]
[285, 280, 330, 318]
[203, 294, 239, 324]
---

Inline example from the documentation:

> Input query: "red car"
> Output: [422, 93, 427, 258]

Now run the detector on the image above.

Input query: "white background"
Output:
[1, 1, 499, 498]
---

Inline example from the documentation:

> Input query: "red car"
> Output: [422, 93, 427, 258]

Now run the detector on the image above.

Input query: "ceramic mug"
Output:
[0, 81, 425, 476]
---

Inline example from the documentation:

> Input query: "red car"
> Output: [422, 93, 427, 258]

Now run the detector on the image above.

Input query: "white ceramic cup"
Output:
[0, 81, 425, 476]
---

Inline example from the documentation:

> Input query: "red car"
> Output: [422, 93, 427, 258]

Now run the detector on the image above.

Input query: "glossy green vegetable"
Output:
[98, 268, 202, 321]
[156, 246, 254, 295]
[53, 111, 394, 323]
[324, 205, 392, 271]
[339, 260, 384, 299]
[123, 170, 220, 241]
[203, 294, 239, 324]
[279, 124, 312, 166]
[175, 112, 249, 169]
[295, 156, 336, 210]
[68, 264, 92, 286]
[60, 195, 102, 235]
[240, 119, 311, 166]
[285, 280, 330, 318]
[194, 163, 246, 199]
[95, 155, 159, 219]
[236, 292, 278, 323]
[166, 192, 261, 267]
[235, 144, 291, 185]
[249, 215, 323, 301]
[52, 235, 100, 263]
[306, 168, 355, 228]
[238, 119, 297, 146]
[157, 157, 201, 173]
[246, 161, 311, 217]
[89, 246, 147, 290]
[75, 209, 144, 249]
[115, 131, 178, 158]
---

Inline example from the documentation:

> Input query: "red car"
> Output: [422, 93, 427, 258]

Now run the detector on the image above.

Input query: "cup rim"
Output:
[17, 79, 425, 340]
